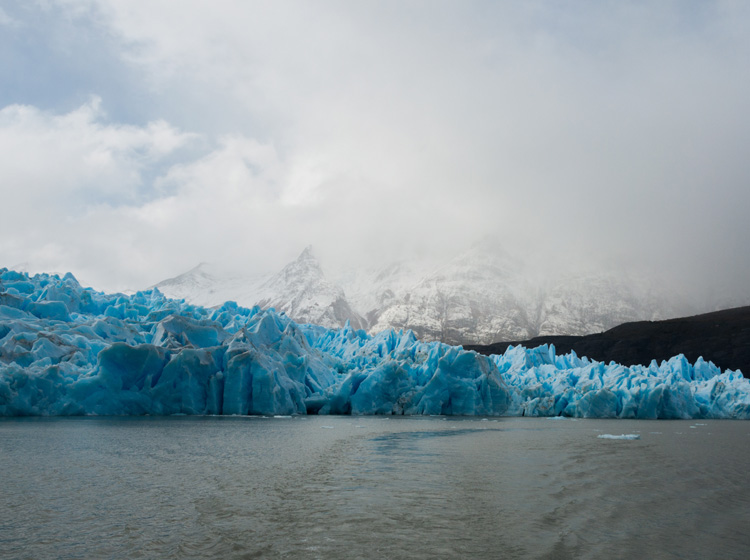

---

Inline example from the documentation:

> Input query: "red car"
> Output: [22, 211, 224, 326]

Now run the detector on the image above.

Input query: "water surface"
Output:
[1, 416, 749, 559]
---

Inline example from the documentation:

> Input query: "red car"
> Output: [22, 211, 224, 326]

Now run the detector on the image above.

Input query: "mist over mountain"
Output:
[153, 241, 744, 345]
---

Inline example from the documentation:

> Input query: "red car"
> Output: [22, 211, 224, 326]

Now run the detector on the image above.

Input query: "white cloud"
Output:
[0, 97, 196, 208]
[0, 6, 19, 27]
[0, 98, 349, 290]
[0, 98, 201, 287]
[1, 1, 750, 296]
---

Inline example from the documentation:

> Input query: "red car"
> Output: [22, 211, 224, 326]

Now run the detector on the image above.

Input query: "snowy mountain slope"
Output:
[151, 242, 736, 345]
[330, 259, 434, 326]
[154, 248, 365, 330]
[254, 246, 366, 330]
[154, 263, 270, 309]
[533, 271, 692, 338]
[352, 242, 692, 345]
[360, 244, 539, 345]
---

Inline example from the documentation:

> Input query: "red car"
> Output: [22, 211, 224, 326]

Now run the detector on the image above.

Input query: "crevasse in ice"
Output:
[1, 269, 748, 418]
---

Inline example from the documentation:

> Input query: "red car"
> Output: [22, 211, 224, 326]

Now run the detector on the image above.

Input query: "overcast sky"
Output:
[1, 1, 749, 296]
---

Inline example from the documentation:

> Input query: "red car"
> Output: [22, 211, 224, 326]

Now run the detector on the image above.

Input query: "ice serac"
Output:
[0, 269, 507, 417]
[1, 268, 749, 418]
[495, 344, 750, 419]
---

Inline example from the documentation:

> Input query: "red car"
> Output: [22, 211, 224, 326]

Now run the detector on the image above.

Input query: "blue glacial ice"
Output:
[1, 268, 749, 418]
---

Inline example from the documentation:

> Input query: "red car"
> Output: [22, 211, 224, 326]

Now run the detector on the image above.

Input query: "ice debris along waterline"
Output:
[1, 269, 749, 418]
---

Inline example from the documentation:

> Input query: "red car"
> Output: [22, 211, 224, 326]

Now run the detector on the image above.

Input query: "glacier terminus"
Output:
[1, 268, 749, 419]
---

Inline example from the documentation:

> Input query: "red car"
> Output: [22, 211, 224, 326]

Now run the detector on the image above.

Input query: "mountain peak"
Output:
[298, 245, 316, 262]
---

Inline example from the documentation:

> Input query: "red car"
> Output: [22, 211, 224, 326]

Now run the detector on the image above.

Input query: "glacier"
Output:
[1, 268, 749, 419]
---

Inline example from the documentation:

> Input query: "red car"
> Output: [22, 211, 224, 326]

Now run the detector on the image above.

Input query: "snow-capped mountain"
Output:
[154, 247, 365, 330]
[533, 272, 689, 338]
[352, 245, 539, 344]
[152, 243, 735, 345]
[333, 241, 690, 345]
[153, 263, 270, 309]
[253, 246, 366, 330]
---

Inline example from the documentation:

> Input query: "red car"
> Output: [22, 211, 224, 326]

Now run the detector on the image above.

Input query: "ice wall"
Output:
[1, 269, 748, 418]
[494, 344, 750, 419]
[0, 269, 508, 416]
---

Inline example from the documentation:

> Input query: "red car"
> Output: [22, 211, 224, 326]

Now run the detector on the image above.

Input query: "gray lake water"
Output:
[1, 416, 749, 560]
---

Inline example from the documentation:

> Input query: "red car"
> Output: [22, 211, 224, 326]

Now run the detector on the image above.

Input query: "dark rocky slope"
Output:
[466, 306, 750, 378]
